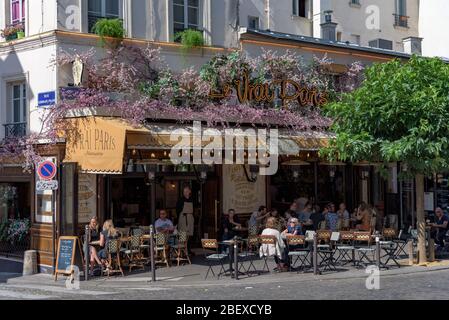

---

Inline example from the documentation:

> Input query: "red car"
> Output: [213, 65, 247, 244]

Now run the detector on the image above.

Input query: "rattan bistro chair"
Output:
[259, 235, 279, 273]
[335, 231, 355, 266]
[317, 230, 332, 250]
[155, 233, 170, 268]
[354, 231, 376, 268]
[286, 235, 310, 272]
[201, 239, 228, 280]
[170, 231, 191, 266]
[237, 235, 259, 277]
[103, 239, 124, 277]
[123, 235, 145, 272]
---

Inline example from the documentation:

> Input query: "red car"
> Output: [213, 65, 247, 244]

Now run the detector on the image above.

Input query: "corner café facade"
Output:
[23, 30, 437, 271]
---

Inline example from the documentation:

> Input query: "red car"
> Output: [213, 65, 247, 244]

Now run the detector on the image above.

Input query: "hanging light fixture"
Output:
[243, 164, 259, 183]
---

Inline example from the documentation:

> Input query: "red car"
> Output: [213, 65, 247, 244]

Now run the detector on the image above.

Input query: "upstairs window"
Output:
[10, 0, 26, 25]
[394, 0, 408, 28]
[88, 0, 120, 32]
[248, 16, 260, 30]
[173, 0, 200, 35]
[292, 0, 307, 18]
[4, 81, 27, 138]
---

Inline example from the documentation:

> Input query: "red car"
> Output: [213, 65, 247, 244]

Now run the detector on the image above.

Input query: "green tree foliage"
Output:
[322, 55, 449, 177]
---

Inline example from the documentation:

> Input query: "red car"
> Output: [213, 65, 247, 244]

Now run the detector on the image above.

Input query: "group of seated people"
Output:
[246, 201, 375, 237]
[86, 210, 180, 275]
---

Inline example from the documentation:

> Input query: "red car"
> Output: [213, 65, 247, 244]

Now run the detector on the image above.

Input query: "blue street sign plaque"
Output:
[38, 91, 56, 107]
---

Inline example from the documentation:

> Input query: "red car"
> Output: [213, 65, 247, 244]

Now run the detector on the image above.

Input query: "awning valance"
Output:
[64, 117, 148, 174]
[64, 117, 333, 174]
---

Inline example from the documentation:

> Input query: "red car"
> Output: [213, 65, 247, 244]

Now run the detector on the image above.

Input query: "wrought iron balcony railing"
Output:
[4, 122, 27, 138]
[394, 14, 409, 28]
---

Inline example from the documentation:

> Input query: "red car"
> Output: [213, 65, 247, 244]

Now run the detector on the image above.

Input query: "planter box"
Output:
[17, 31, 25, 39]
[5, 33, 18, 41]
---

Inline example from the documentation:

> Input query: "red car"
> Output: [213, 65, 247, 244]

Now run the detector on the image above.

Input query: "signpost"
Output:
[36, 160, 58, 191]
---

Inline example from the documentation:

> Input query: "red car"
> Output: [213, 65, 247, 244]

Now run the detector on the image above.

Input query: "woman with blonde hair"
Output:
[86, 217, 102, 275]
[98, 220, 119, 262]
[260, 217, 288, 272]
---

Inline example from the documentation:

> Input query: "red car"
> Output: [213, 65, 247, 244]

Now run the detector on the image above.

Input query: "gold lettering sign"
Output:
[209, 70, 328, 108]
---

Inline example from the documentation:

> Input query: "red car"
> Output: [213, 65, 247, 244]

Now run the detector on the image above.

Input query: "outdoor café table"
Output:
[218, 239, 246, 279]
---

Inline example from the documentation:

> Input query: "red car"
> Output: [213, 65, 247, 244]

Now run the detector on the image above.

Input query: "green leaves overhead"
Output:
[322, 55, 449, 176]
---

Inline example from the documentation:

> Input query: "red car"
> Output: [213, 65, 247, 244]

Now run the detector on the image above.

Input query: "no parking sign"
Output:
[36, 160, 58, 191]
[37, 160, 57, 181]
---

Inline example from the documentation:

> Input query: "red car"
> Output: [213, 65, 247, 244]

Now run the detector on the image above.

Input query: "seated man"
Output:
[155, 209, 175, 245]
[430, 207, 449, 247]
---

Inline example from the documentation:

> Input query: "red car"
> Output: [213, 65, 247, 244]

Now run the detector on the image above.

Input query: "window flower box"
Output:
[1, 23, 25, 41]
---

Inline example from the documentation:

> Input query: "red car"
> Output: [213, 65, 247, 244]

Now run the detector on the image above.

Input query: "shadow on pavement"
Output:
[0, 257, 23, 283]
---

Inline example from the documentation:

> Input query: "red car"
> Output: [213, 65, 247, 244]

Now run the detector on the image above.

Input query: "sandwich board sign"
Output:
[54, 236, 84, 281]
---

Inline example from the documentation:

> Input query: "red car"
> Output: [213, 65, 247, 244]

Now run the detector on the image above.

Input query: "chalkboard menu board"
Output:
[55, 236, 84, 280]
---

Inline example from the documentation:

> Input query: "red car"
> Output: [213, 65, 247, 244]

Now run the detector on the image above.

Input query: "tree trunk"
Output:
[415, 174, 427, 264]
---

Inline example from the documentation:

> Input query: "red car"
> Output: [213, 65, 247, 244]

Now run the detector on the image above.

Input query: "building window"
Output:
[4, 82, 27, 138]
[349, 0, 361, 6]
[248, 16, 259, 30]
[292, 0, 307, 18]
[173, 0, 200, 35]
[337, 32, 342, 42]
[88, 0, 120, 32]
[394, 0, 408, 28]
[10, 0, 25, 25]
[350, 34, 361, 45]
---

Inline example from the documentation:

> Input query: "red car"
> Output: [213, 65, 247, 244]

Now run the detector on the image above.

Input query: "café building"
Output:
[15, 29, 436, 272]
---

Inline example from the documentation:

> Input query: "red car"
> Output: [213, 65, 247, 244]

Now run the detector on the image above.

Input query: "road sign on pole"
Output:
[36, 180, 59, 191]
[37, 160, 57, 181]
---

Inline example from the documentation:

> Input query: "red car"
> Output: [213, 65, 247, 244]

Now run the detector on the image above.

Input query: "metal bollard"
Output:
[234, 237, 238, 280]
[407, 240, 414, 265]
[313, 232, 319, 275]
[149, 225, 156, 283]
[375, 236, 381, 269]
[84, 225, 90, 281]
[429, 238, 435, 262]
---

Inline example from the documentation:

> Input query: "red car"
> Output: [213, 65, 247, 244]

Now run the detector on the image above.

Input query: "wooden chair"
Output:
[103, 239, 124, 277]
[170, 231, 191, 266]
[354, 231, 375, 268]
[201, 239, 228, 279]
[155, 233, 170, 268]
[259, 235, 278, 273]
[123, 235, 145, 272]
[286, 235, 310, 272]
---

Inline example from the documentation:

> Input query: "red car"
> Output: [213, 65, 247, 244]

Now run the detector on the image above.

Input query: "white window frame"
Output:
[88, 0, 120, 18]
[292, 0, 308, 18]
[9, 81, 27, 124]
[10, 0, 26, 25]
[173, 0, 201, 33]
[248, 16, 260, 30]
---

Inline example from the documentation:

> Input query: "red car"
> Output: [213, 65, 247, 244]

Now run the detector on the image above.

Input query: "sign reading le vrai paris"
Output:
[209, 70, 328, 107]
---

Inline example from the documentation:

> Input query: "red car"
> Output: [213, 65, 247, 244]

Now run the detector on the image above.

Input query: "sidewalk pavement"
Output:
[6, 256, 449, 290]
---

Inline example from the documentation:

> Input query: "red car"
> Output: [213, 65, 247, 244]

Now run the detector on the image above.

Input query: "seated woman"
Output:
[86, 217, 103, 274]
[98, 220, 119, 267]
[355, 202, 372, 231]
[282, 218, 302, 236]
[260, 217, 288, 272]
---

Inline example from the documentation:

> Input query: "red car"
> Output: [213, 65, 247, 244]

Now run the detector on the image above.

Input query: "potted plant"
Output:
[174, 29, 205, 54]
[1, 23, 24, 41]
[92, 18, 125, 48]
